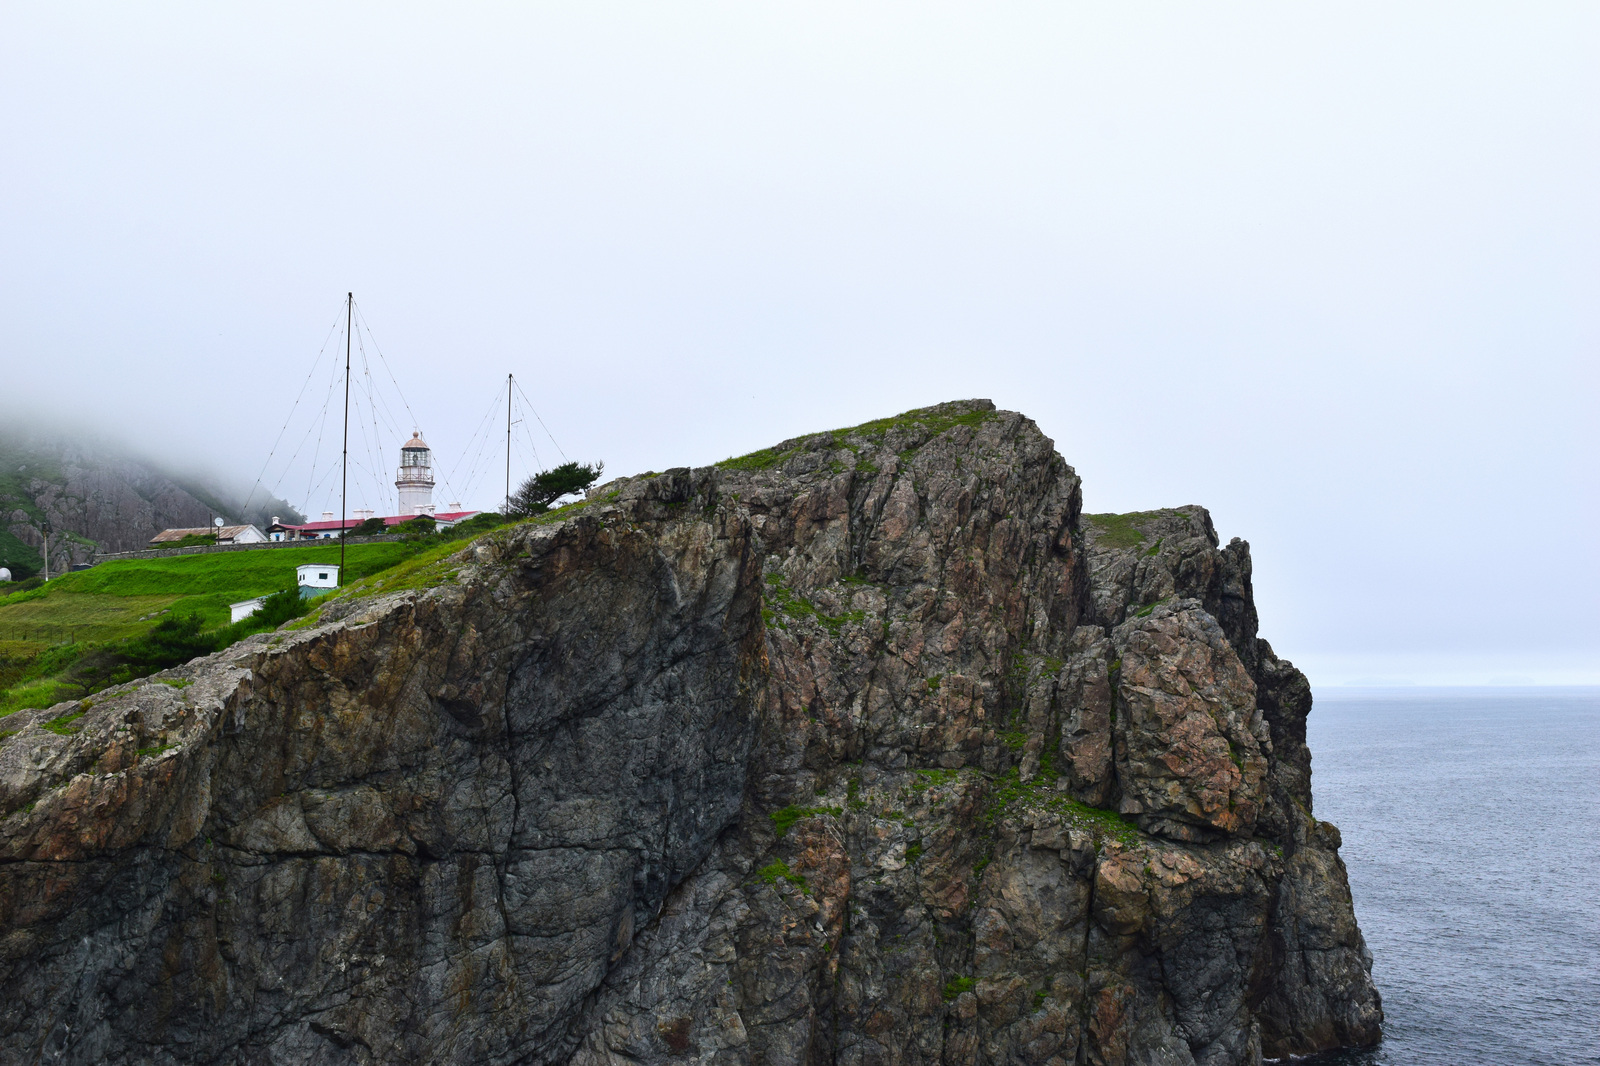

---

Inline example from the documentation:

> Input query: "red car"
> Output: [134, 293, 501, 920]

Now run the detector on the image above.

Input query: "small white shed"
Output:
[297, 564, 339, 597]
[230, 596, 266, 623]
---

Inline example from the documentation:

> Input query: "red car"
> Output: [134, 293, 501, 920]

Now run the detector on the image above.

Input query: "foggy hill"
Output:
[0, 425, 302, 577]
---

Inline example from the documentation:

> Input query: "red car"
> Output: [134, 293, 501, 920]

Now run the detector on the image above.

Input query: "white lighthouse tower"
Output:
[395, 432, 436, 516]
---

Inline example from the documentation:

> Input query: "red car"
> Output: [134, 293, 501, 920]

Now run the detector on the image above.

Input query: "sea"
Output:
[1297, 687, 1600, 1066]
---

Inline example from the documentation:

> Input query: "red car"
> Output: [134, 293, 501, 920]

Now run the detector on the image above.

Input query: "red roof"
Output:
[276, 511, 480, 532]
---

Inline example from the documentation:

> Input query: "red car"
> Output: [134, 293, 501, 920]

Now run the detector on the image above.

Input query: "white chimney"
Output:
[322, 511, 334, 521]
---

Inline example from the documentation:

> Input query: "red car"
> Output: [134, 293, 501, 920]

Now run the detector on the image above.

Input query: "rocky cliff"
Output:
[0, 401, 1381, 1065]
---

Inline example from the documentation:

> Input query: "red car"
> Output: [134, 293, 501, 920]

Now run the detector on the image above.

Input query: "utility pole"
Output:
[41, 527, 49, 582]
[505, 374, 513, 516]
[339, 292, 352, 586]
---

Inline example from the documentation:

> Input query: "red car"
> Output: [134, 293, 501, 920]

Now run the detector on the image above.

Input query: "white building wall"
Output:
[296, 564, 340, 589]
[397, 480, 434, 516]
[230, 597, 266, 623]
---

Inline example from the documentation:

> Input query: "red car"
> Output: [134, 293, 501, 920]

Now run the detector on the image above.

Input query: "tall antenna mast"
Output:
[340, 292, 352, 585]
[505, 373, 513, 516]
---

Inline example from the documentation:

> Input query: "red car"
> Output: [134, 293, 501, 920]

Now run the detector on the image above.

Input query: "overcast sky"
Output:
[2, 3, 1595, 685]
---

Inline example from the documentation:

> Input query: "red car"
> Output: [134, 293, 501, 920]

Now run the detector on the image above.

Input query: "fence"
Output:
[92, 533, 396, 565]
[0, 624, 106, 645]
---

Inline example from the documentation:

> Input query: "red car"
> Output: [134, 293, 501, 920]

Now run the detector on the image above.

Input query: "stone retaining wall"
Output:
[91, 535, 395, 565]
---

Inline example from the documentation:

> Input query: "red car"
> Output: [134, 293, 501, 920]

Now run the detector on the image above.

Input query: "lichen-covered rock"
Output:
[0, 401, 1379, 1065]
[1055, 626, 1116, 807]
[1111, 602, 1270, 841]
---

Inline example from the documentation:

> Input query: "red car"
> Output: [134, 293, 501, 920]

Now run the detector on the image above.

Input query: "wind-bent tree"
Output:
[508, 461, 604, 517]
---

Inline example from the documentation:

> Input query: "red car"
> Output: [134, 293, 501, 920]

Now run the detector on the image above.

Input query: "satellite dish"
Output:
[214, 517, 224, 528]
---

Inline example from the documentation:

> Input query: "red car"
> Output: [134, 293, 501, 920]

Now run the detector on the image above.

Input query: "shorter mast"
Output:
[505, 374, 513, 515]
[340, 292, 352, 585]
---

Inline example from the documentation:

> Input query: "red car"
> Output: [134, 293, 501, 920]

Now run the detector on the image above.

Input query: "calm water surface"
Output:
[1300, 688, 1600, 1066]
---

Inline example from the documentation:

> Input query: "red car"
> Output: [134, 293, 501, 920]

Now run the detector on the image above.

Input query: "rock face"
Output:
[0, 426, 302, 575]
[0, 401, 1381, 1065]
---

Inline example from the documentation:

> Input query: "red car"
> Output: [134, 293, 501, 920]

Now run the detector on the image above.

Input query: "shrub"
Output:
[249, 588, 310, 630]
[756, 859, 809, 892]
[391, 516, 437, 539]
[438, 512, 507, 541]
[121, 615, 219, 672]
[508, 462, 604, 517]
[38, 614, 227, 694]
[342, 517, 388, 538]
[769, 804, 843, 838]
[943, 976, 977, 1001]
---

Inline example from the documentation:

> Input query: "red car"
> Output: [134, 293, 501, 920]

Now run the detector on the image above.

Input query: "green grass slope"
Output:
[0, 542, 421, 641]
[0, 517, 513, 720]
[0, 543, 429, 714]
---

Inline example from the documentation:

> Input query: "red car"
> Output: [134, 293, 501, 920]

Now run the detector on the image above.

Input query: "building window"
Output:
[319, 573, 328, 581]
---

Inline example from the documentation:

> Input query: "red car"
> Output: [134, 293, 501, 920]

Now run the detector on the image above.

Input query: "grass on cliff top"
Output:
[0, 591, 332, 719]
[0, 542, 423, 632]
[320, 503, 605, 612]
[1081, 513, 1148, 549]
[0, 535, 501, 722]
[1081, 509, 1194, 552]
[312, 538, 473, 613]
[717, 403, 996, 472]
[0, 594, 188, 645]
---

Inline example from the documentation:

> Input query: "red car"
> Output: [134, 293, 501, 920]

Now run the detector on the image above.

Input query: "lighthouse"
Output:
[272, 430, 482, 539]
[395, 432, 436, 516]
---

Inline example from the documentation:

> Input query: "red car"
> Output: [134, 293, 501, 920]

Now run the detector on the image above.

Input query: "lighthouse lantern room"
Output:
[396, 433, 436, 516]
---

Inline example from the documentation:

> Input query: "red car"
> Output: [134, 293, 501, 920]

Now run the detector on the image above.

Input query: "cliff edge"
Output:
[0, 401, 1380, 1065]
